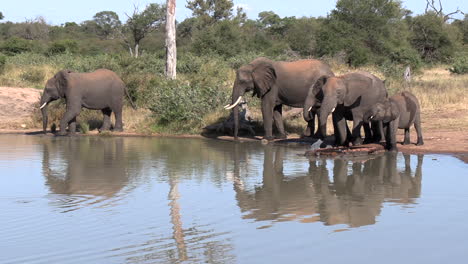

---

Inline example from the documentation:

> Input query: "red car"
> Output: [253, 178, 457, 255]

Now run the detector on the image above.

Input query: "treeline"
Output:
[1, 0, 467, 67]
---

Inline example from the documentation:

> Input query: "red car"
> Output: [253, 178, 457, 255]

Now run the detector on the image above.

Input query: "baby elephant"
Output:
[39, 69, 135, 135]
[365, 91, 423, 151]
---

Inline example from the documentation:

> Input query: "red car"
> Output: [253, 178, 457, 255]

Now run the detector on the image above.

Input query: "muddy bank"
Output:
[1, 128, 467, 157]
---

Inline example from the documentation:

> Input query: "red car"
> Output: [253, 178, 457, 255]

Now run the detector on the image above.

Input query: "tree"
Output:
[165, 0, 177, 79]
[0, 12, 4, 20]
[93, 11, 121, 39]
[124, 3, 165, 58]
[411, 12, 455, 62]
[316, 0, 411, 66]
[425, 0, 465, 22]
[186, 0, 234, 26]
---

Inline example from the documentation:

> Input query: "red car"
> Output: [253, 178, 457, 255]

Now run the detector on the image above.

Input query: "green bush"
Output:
[46, 39, 79, 55]
[148, 61, 231, 130]
[0, 37, 33, 55]
[449, 54, 468, 74]
[0, 54, 6, 73]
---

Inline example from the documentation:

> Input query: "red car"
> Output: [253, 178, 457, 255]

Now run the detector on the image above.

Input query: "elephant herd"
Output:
[224, 57, 424, 151]
[39, 57, 423, 151]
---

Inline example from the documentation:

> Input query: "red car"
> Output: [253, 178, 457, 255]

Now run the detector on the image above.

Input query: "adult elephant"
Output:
[39, 69, 135, 135]
[224, 57, 334, 140]
[303, 71, 387, 146]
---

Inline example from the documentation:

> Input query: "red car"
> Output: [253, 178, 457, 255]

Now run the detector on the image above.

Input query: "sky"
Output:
[1, 0, 466, 25]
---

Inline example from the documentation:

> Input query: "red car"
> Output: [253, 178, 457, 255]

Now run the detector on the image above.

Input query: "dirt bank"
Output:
[0, 87, 41, 129]
[0, 86, 467, 156]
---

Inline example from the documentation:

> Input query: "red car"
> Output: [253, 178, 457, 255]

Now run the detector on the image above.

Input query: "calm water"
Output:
[0, 135, 467, 264]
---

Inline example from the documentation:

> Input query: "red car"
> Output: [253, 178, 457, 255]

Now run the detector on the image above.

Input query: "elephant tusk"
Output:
[225, 96, 243, 110]
[308, 107, 312, 112]
[331, 107, 336, 113]
[370, 115, 374, 120]
[40, 102, 47, 109]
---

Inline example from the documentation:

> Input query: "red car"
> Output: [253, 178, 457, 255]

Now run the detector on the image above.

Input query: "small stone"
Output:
[20, 124, 27, 128]
[261, 139, 269, 145]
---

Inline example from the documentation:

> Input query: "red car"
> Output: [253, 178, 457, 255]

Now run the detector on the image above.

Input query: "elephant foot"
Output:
[403, 139, 411, 145]
[263, 136, 275, 141]
[387, 143, 398, 152]
[416, 139, 424, 146]
[276, 134, 287, 140]
[99, 128, 110, 133]
[56, 130, 68, 136]
[352, 137, 363, 146]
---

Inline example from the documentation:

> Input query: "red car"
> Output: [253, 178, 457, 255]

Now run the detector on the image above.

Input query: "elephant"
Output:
[39, 69, 135, 135]
[224, 57, 334, 140]
[364, 91, 424, 151]
[303, 71, 387, 146]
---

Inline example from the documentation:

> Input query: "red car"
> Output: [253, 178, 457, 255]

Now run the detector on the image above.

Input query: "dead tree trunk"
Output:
[165, 0, 177, 79]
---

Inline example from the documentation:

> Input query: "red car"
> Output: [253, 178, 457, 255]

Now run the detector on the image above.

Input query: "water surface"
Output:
[0, 135, 467, 264]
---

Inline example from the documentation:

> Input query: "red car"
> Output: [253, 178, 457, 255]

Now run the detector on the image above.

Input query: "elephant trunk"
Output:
[303, 96, 316, 122]
[318, 97, 337, 138]
[39, 93, 51, 133]
[227, 84, 244, 139]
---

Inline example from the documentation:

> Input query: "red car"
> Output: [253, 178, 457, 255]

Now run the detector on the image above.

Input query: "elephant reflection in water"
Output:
[42, 137, 136, 198]
[233, 145, 423, 228]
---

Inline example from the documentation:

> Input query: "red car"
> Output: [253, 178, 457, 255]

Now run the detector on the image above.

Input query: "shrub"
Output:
[46, 39, 79, 55]
[449, 54, 468, 74]
[0, 37, 33, 55]
[20, 67, 45, 84]
[148, 61, 231, 130]
[79, 122, 90, 134]
[0, 54, 6, 73]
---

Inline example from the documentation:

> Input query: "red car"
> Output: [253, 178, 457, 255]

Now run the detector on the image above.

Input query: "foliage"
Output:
[0, 12, 3, 20]
[148, 61, 231, 130]
[93, 11, 121, 39]
[448, 53, 468, 74]
[410, 12, 456, 62]
[46, 39, 78, 55]
[187, 0, 234, 26]
[20, 67, 45, 84]
[124, 3, 166, 57]
[0, 53, 5, 73]
[0, 37, 33, 55]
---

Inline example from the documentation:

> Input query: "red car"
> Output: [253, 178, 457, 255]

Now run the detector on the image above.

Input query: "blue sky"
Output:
[1, 0, 466, 25]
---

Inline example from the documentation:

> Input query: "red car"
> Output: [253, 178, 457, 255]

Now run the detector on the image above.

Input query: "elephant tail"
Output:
[124, 86, 137, 110]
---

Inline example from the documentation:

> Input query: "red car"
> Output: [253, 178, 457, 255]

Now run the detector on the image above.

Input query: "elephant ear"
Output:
[252, 62, 276, 98]
[55, 70, 73, 97]
[389, 99, 400, 120]
[343, 75, 373, 107]
[312, 75, 328, 99]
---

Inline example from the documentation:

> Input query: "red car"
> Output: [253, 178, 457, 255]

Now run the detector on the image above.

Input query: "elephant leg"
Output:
[261, 100, 274, 141]
[363, 123, 373, 144]
[386, 118, 399, 151]
[332, 112, 347, 146]
[403, 128, 411, 145]
[113, 107, 124, 132]
[100, 108, 112, 132]
[304, 113, 314, 137]
[314, 112, 325, 139]
[351, 116, 364, 146]
[273, 105, 286, 139]
[372, 120, 384, 143]
[59, 104, 80, 136]
[68, 117, 77, 135]
[414, 111, 424, 146]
